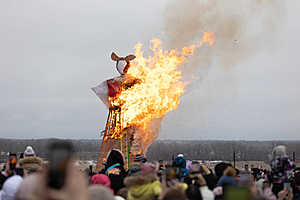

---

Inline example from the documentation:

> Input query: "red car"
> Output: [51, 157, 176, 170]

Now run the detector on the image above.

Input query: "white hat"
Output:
[24, 146, 35, 157]
[177, 154, 184, 158]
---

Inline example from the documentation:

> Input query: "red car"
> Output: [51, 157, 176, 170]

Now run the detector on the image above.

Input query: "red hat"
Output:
[91, 174, 111, 188]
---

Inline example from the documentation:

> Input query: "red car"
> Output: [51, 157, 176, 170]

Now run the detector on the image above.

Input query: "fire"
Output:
[110, 32, 214, 147]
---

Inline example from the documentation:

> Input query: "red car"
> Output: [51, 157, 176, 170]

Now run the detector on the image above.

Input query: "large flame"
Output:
[110, 32, 214, 150]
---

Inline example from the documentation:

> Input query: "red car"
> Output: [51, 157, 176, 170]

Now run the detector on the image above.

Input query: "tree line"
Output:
[0, 138, 299, 163]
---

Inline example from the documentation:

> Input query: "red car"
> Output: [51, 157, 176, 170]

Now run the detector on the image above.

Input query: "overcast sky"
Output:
[0, 0, 299, 140]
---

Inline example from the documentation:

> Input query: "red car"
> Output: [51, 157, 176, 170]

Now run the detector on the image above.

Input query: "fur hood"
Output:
[19, 157, 43, 171]
[124, 173, 157, 187]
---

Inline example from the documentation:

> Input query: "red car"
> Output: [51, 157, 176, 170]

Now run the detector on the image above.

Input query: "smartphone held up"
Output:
[47, 140, 74, 190]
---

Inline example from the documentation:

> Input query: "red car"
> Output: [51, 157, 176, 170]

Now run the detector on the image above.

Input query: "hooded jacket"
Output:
[125, 173, 161, 200]
[104, 149, 126, 194]
[19, 157, 43, 174]
[0, 175, 23, 200]
[172, 156, 189, 180]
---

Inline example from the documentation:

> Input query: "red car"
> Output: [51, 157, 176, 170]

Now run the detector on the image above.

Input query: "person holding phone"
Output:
[14, 140, 89, 200]
[0, 153, 17, 189]
[270, 145, 295, 197]
[0, 153, 24, 200]
[19, 146, 43, 177]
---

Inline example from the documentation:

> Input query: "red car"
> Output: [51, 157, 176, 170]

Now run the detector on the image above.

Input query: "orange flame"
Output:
[110, 32, 214, 148]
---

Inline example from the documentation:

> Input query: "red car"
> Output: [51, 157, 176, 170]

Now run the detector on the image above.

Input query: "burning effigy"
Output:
[92, 33, 214, 170]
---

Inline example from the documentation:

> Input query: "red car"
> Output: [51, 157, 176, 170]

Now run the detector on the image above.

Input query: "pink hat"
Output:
[91, 174, 111, 188]
[141, 163, 156, 176]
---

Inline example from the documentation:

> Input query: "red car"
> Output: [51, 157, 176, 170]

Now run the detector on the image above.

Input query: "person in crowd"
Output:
[270, 145, 295, 197]
[88, 185, 115, 200]
[0, 164, 11, 190]
[173, 154, 189, 181]
[127, 154, 146, 177]
[0, 173, 23, 200]
[104, 149, 127, 195]
[161, 184, 188, 200]
[184, 163, 214, 200]
[214, 162, 232, 183]
[216, 166, 237, 187]
[294, 172, 300, 200]
[23, 146, 36, 157]
[91, 174, 113, 193]
[157, 160, 165, 179]
[15, 141, 89, 200]
[200, 164, 217, 191]
[116, 187, 129, 200]
[0, 154, 17, 190]
[19, 146, 43, 176]
[187, 172, 214, 200]
[125, 162, 161, 200]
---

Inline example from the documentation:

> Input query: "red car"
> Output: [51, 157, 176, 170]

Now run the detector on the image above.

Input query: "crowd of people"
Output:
[0, 142, 299, 200]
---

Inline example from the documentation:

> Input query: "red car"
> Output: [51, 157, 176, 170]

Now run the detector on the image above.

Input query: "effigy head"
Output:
[111, 52, 136, 75]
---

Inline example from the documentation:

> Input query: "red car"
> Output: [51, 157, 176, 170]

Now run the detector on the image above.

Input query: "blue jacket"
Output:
[216, 175, 236, 187]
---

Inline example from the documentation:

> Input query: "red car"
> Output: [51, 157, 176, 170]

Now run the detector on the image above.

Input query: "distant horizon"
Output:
[0, 137, 299, 142]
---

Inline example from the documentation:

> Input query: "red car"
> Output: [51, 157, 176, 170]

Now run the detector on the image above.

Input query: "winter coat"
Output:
[19, 157, 43, 174]
[172, 157, 189, 180]
[216, 175, 236, 187]
[127, 164, 141, 177]
[104, 149, 126, 194]
[270, 156, 295, 184]
[124, 173, 161, 200]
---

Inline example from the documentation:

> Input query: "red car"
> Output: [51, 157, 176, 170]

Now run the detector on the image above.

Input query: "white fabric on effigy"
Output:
[92, 81, 109, 108]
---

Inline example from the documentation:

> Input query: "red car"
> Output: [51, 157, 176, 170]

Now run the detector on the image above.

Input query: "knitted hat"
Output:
[141, 163, 156, 176]
[134, 154, 146, 163]
[177, 154, 184, 158]
[91, 174, 111, 188]
[24, 146, 35, 157]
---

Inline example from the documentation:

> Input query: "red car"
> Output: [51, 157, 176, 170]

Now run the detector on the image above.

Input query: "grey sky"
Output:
[0, 0, 299, 140]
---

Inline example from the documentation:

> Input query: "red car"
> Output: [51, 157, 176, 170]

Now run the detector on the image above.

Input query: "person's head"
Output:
[141, 162, 156, 177]
[91, 174, 111, 188]
[272, 145, 287, 158]
[162, 184, 188, 200]
[224, 166, 237, 177]
[215, 162, 232, 180]
[134, 154, 147, 164]
[88, 185, 115, 200]
[106, 149, 124, 168]
[177, 154, 184, 158]
[24, 146, 36, 157]
[1, 175, 23, 200]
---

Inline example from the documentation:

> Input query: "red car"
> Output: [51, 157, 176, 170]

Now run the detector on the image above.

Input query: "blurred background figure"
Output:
[270, 145, 295, 197]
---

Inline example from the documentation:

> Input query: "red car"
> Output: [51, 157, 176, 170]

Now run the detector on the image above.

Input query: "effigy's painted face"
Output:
[116, 60, 129, 75]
